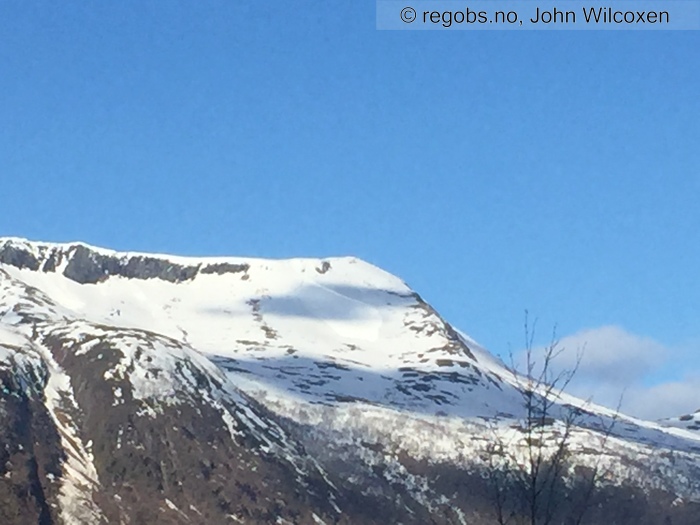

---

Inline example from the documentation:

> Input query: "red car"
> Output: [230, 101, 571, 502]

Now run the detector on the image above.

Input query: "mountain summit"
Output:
[1, 238, 699, 524]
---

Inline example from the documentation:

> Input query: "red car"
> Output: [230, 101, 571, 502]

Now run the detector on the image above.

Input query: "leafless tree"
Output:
[484, 312, 621, 525]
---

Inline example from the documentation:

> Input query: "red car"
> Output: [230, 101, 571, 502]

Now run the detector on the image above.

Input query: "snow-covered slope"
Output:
[662, 410, 700, 432]
[0, 237, 522, 418]
[1, 237, 699, 524]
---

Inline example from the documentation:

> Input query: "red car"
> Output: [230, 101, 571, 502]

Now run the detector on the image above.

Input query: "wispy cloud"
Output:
[622, 375, 700, 421]
[516, 325, 698, 421]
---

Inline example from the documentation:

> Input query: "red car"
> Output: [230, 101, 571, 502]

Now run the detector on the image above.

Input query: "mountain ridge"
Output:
[1, 237, 699, 524]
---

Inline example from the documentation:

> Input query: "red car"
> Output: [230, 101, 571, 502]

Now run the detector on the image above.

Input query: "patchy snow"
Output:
[35, 338, 105, 524]
[311, 514, 328, 525]
[164, 498, 190, 521]
[2, 258, 511, 419]
[2, 238, 700, 512]
[660, 410, 700, 433]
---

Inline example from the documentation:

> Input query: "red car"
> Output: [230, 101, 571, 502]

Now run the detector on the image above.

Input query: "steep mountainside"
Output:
[1, 238, 699, 524]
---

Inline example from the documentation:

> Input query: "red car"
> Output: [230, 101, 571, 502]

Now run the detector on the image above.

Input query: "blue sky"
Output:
[1, 1, 698, 418]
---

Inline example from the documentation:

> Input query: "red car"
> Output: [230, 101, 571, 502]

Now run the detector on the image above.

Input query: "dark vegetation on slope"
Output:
[0, 366, 62, 525]
[273, 411, 700, 525]
[2, 333, 700, 524]
[0, 327, 434, 524]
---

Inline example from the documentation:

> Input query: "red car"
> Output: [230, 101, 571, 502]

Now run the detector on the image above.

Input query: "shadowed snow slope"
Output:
[661, 410, 700, 432]
[1, 238, 699, 525]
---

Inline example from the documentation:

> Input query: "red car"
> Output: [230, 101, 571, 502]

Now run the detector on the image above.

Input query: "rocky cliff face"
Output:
[1, 238, 699, 524]
[0, 239, 249, 284]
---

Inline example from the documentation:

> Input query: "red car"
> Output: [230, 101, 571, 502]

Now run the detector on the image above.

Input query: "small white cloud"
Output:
[622, 376, 700, 421]
[514, 325, 697, 420]
[554, 325, 667, 383]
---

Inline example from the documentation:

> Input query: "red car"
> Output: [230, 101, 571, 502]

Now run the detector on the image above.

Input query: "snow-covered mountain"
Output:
[662, 410, 700, 432]
[1, 237, 699, 524]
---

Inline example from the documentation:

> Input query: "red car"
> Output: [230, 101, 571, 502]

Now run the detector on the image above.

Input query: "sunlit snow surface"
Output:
[2, 238, 700, 510]
[0, 239, 517, 417]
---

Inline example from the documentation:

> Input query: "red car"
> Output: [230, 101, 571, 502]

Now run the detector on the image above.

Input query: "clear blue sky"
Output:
[1, 1, 698, 416]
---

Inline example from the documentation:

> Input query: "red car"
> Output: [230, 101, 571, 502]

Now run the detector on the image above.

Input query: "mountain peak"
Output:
[2, 238, 700, 523]
[0, 237, 404, 291]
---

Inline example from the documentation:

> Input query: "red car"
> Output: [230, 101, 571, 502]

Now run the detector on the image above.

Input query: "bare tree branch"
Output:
[485, 312, 621, 525]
